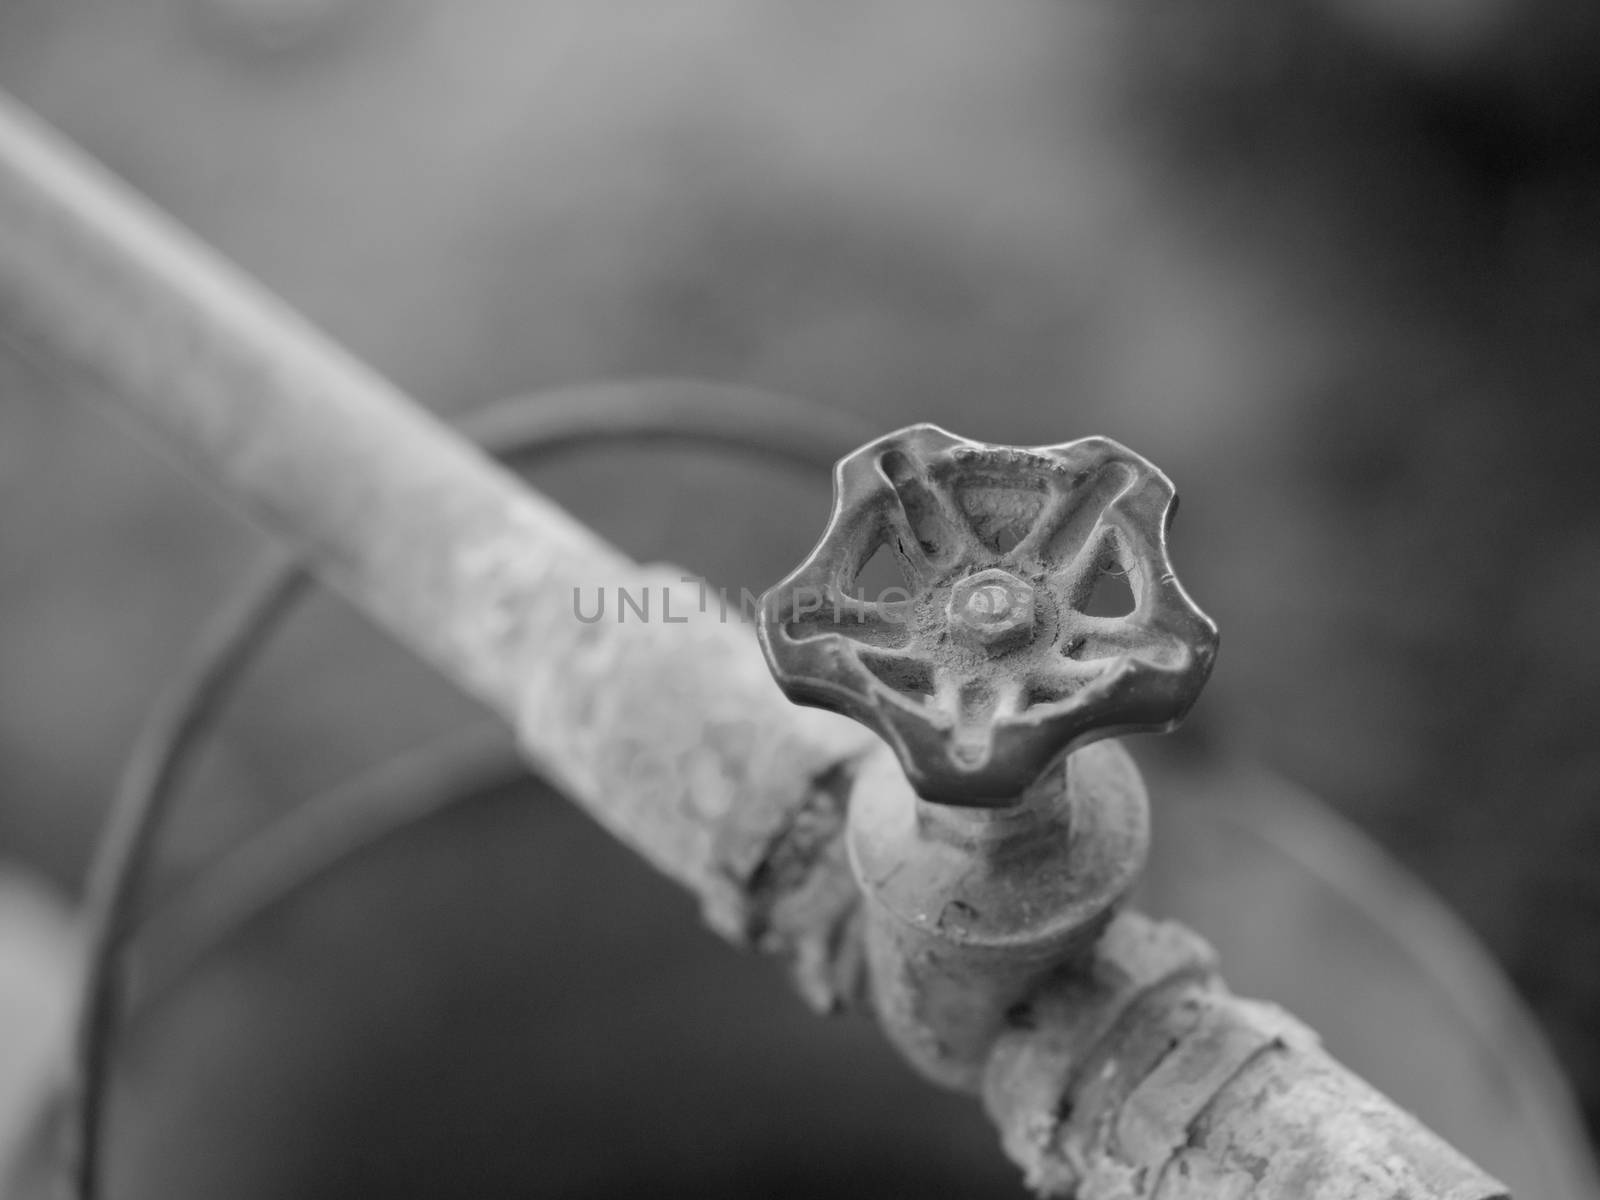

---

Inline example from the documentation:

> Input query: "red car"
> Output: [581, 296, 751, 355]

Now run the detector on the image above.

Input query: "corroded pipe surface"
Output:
[0, 90, 1510, 1199]
[987, 914, 1509, 1200]
[0, 91, 874, 975]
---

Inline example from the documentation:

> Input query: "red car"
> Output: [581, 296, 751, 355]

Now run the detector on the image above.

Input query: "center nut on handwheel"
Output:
[758, 425, 1218, 1089]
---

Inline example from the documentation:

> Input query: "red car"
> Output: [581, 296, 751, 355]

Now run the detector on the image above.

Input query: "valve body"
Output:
[850, 740, 1148, 1089]
[761, 425, 1214, 1088]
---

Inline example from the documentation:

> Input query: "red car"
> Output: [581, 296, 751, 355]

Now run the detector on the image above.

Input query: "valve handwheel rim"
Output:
[758, 424, 1219, 807]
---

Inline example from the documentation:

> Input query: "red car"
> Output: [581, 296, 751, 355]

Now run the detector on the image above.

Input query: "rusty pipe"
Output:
[0, 92, 874, 959]
[0, 90, 1510, 1200]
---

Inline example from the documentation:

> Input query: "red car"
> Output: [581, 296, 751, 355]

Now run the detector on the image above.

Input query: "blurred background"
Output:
[2, 0, 1599, 1196]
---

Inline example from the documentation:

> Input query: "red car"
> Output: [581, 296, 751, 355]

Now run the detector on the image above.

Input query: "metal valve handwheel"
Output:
[758, 424, 1218, 806]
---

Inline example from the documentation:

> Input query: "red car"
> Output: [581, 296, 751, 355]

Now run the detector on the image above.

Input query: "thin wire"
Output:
[128, 723, 524, 1012]
[65, 557, 307, 1200]
[67, 378, 870, 1199]
[128, 723, 521, 1017]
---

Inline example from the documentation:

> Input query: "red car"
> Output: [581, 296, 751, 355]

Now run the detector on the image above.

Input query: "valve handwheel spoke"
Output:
[759, 424, 1218, 806]
[781, 585, 912, 651]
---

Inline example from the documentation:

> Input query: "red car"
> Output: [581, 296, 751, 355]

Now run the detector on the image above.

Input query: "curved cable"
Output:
[69, 378, 871, 1199]
[128, 723, 523, 1012]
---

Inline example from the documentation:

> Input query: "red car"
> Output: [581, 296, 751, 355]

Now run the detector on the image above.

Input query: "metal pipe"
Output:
[0, 90, 875, 975]
[68, 381, 876, 1195]
[0, 90, 1512, 1199]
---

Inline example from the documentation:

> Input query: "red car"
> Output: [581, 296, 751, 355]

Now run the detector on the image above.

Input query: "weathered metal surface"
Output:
[0, 90, 1512, 1199]
[0, 91, 876, 991]
[765, 424, 1508, 1197]
[987, 913, 1509, 1200]
[758, 425, 1218, 807]
[768, 424, 1205, 1086]
[849, 740, 1149, 1089]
